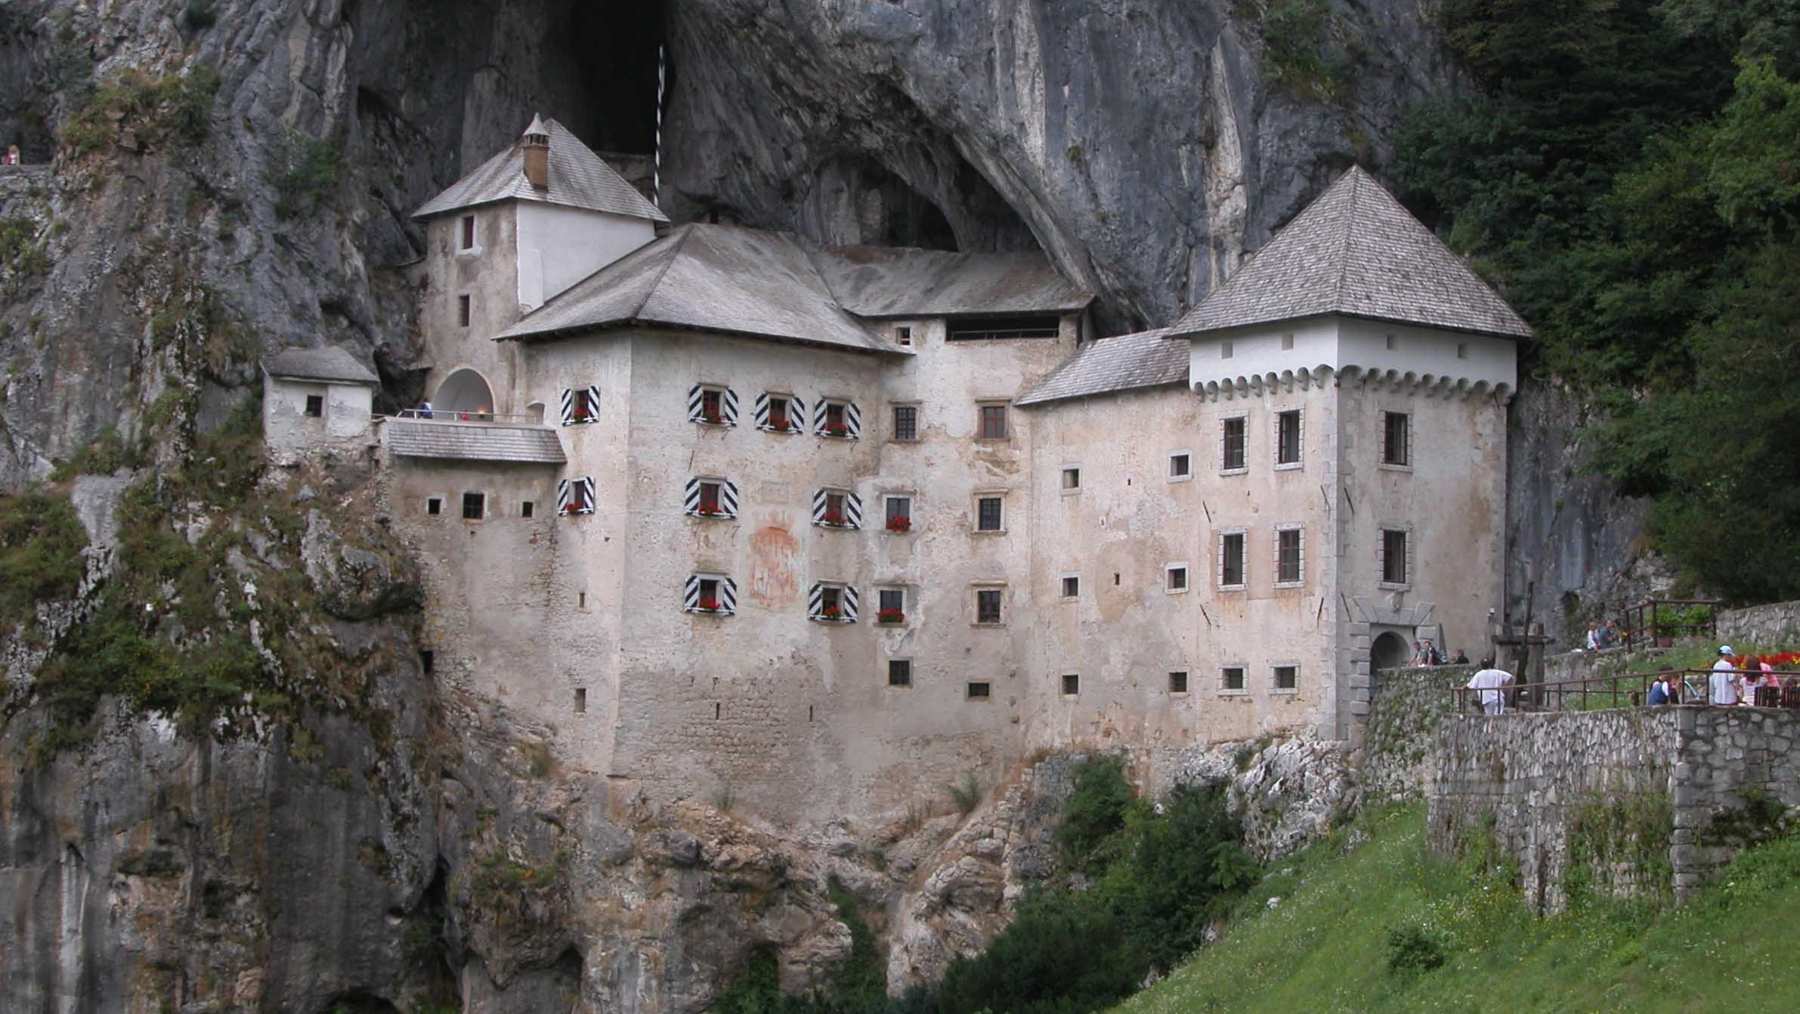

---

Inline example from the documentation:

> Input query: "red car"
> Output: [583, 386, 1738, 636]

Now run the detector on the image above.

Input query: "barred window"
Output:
[893, 404, 919, 441]
[1278, 528, 1303, 584]
[1222, 417, 1247, 471]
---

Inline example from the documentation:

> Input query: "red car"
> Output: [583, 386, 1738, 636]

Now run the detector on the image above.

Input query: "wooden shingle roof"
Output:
[262, 346, 379, 385]
[1169, 167, 1531, 340]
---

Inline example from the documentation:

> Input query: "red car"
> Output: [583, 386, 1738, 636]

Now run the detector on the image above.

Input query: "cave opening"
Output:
[557, 0, 668, 155]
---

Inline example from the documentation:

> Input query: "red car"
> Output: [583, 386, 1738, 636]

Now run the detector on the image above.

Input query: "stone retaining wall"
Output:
[1672, 706, 1800, 899]
[1428, 710, 1677, 913]
[1717, 600, 1800, 648]
[1362, 665, 1475, 803]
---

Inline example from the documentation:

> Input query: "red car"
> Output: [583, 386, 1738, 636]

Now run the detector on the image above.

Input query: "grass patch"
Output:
[60, 64, 219, 158]
[1116, 805, 1800, 1013]
[270, 130, 342, 219]
[0, 488, 88, 635]
[947, 770, 983, 815]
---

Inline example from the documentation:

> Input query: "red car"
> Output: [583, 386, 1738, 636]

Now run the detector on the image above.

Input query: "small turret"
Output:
[522, 114, 550, 191]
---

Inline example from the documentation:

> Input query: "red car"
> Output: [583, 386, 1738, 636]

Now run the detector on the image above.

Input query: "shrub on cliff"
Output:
[0, 488, 87, 635]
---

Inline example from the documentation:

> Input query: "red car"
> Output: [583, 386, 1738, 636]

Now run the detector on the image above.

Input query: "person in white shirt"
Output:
[1710, 646, 1739, 706]
[1585, 625, 1602, 651]
[1467, 660, 1514, 715]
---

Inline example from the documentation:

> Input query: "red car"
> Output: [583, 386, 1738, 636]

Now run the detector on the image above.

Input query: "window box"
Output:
[885, 514, 912, 533]
[696, 595, 721, 612]
[820, 605, 844, 621]
[823, 421, 851, 438]
[821, 509, 847, 526]
[877, 608, 906, 625]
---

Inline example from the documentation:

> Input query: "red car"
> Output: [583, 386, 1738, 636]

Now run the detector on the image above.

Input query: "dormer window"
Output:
[688, 384, 738, 426]
[459, 214, 476, 251]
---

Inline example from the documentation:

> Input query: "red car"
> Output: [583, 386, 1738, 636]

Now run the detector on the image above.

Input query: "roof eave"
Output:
[498, 317, 904, 356]
[1168, 310, 1532, 342]
[1016, 379, 1189, 409]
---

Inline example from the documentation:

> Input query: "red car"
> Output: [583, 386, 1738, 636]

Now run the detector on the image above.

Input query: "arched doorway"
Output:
[1372, 631, 1411, 673]
[435, 368, 495, 414]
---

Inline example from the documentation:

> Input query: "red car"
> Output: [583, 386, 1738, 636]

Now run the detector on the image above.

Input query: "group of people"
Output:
[2, 145, 22, 166]
[1705, 645, 1794, 707]
[1408, 639, 1470, 667]
[1583, 621, 1621, 651]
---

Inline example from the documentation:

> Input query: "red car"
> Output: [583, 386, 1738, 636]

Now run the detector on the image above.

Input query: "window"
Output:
[459, 214, 475, 250]
[689, 384, 737, 426]
[419, 650, 434, 674]
[1383, 412, 1410, 467]
[809, 582, 858, 622]
[562, 386, 600, 425]
[895, 325, 913, 346]
[457, 294, 471, 327]
[1457, 342, 1469, 359]
[975, 496, 1004, 532]
[1221, 417, 1247, 472]
[1276, 410, 1302, 466]
[1062, 673, 1080, 696]
[817, 399, 860, 438]
[1166, 564, 1188, 592]
[1220, 531, 1246, 588]
[814, 488, 860, 528]
[884, 495, 912, 533]
[1168, 452, 1191, 480]
[574, 687, 587, 713]
[975, 588, 1003, 625]
[426, 497, 442, 516]
[557, 477, 596, 516]
[697, 481, 722, 515]
[756, 392, 801, 433]
[1221, 666, 1247, 692]
[978, 403, 1009, 440]
[1220, 341, 1233, 360]
[685, 574, 738, 615]
[462, 492, 486, 520]
[304, 394, 323, 418]
[1385, 333, 1396, 350]
[1168, 670, 1189, 694]
[892, 404, 919, 442]
[878, 588, 905, 614]
[520, 501, 535, 519]
[888, 659, 913, 687]
[1277, 527, 1303, 585]
[947, 315, 1059, 340]
[1274, 665, 1298, 691]
[1382, 528, 1409, 586]
[1061, 466, 1080, 491]
[1061, 575, 1080, 599]
[1281, 332, 1294, 350]
[966, 681, 992, 699]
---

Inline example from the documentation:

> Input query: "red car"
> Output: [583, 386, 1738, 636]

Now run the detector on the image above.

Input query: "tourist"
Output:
[1466, 659, 1514, 715]
[417, 400, 433, 419]
[1600, 621, 1619, 648]
[1585, 624, 1602, 651]
[3, 145, 18, 166]
[1709, 646, 1739, 706]
[1453, 648, 1470, 665]
[1647, 672, 1675, 706]
[1422, 639, 1443, 666]
[1408, 640, 1426, 667]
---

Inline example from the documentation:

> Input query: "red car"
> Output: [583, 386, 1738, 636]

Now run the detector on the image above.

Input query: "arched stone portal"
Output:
[435, 368, 495, 414]
[1372, 631, 1411, 673]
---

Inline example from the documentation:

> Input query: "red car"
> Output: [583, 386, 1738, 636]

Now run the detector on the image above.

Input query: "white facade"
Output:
[261, 370, 373, 453]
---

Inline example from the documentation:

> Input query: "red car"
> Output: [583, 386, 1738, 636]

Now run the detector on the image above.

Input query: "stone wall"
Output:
[1672, 706, 1800, 900]
[1717, 599, 1800, 649]
[1428, 710, 1677, 913]
[1361, 665, 1475, 803]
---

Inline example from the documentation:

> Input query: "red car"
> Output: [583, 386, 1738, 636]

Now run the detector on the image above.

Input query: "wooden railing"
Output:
[1616, 598, 1721, 651]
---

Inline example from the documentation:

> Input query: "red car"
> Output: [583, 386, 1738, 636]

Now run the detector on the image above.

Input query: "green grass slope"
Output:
[1117, 806, 1800, 1014]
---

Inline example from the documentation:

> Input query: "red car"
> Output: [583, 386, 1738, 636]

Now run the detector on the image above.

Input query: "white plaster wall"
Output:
[1188, 316, 1518, 396]
[514, 205, 656, 310]
[262, 374, 371, 452]
[420, 208, 525, 415]
[325, 383, 372, 439]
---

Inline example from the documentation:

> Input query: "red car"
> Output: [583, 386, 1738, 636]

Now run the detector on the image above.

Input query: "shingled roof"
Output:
[413, 116, 669, 223]
[815, 246, 1092, 318]
[384, 421, 566, 464]
[1169, 167, 1531, 340]
[262, 346, 379, 385]
[498, 224, 891, 353]
[1016, 329, 1189, 406]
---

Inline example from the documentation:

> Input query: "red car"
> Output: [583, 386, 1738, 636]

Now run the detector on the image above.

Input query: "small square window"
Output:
[426, 497, 443, 516]
[461, 492, 485, 520]
[1276, 410, 1302, 466]
[893, 404, 918, 442]
[1457, 342, 1470, 359]
[1221, 417, 1247, 472]
[885, 496, 912, 532]
[1220, 341, 1233, 360]
[1061, 575, 1079, 599]
[460, 214, 475, 250]
[304, 394, 323, 418]
[975, 588, 1003, 625]
[1382, 528, 1409, 585]
[821, 586, 843, 613]
[766, 395, 792, 431]
[699, 388, 724, 425]
[1383, 412, 1411, 467]
[1061, 467, 1080, 491]
[976, 496, 1004, 533]
[889, 659, 913, 687]
[521, 501, 535, 519]
[574, 687, 587, 713]
[967, 681, 991, 700]
[1278, 528, 1303, 585]
[698, 481, 723, 515]
[1168, 671, 1189, 694]
[1274, 665, 1298, 691]
[458, 294, 471, 327]
[1385, 333, 1397, 351]
[1168, 452, 1190, 479]
[1061, 673, 1080, 696]
[978, 403, 1009, 440]
[1221, 666, 1246, 692]
[878, 587, 905, 615]
[1281, 332, 1294, 350]
[895, 325, 913, 346]
[822, 401, 851, 437]
[1167, 565, 1188, 592]
[1220, 532, 1246, 588]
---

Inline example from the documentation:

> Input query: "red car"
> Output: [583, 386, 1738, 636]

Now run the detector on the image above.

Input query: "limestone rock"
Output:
[1175, 734, 1358, 861]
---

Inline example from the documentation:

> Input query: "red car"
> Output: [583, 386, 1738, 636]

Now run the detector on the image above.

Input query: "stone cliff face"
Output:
[0, 0, 1651, 1010]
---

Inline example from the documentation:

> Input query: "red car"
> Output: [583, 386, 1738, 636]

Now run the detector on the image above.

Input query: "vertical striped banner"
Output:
[654, 43, 665, 208]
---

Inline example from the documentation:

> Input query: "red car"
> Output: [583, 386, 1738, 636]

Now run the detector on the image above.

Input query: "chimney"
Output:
[521, 114, 550, 191]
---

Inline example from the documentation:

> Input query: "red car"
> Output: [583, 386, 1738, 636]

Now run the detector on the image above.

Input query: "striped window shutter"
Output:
[844, 491, 862, 528]
[684, 574, 738, 615]
[684, 477, 740, 518]
[813, 400, 860, 438]
[560, 388, 575, 426]
[754, 392, 806, 431]
[811, 489, 861, 528]
[557, 477, 595, 516]
[689, 385, 739, 426]
[841, 584, 859, 622]
[808, 583, 857, 622]
[561, 386, 600, 426]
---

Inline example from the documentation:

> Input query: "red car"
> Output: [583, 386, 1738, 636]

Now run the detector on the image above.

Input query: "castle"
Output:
[262, 118, 1526, 822]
